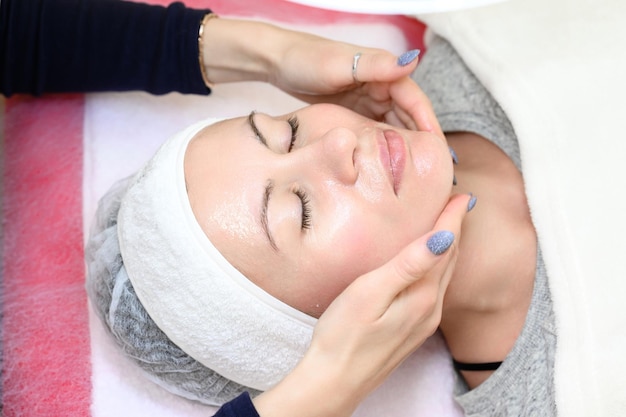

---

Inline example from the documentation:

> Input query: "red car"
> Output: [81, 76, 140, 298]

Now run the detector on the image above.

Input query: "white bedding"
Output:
[419, 0, 626, 414]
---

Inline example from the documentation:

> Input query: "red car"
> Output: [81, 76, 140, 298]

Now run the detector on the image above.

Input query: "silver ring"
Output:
[352, 52, 362, 83]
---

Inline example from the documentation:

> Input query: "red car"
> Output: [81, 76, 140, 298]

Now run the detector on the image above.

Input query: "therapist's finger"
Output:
[393, 194, 471, 283]
[389, 77, 444, 138]
[381, 193, 476, 343]
[361, 193, 474, 315]
[351, 49, 420, 84]
[383, 108, 417, 131]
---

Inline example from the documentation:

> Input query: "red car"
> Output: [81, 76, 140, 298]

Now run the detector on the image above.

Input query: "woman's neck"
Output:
[439, 131, 537, 388]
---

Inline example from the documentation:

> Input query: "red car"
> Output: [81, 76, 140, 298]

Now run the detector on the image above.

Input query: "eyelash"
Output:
[287, 116, 300, 152]
[287, 116, 309, 230]
[294, 186, 312, 230]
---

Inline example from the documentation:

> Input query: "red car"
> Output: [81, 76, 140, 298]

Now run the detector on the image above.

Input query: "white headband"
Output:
[117, 118, 316, 391]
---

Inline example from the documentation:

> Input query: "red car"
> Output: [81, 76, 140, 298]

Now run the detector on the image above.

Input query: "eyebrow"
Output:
[248, 111, 269, 148]
[260, 180, 279, 252]
[247, 112, 279, 252]
[247, 112, 277, 251]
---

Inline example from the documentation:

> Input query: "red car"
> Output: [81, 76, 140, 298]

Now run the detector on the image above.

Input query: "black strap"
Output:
[453, 359, 503, 371]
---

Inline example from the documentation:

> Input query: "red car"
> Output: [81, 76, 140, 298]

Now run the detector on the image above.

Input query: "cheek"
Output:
[410, 139, 454, 204]
[306, 220, 405, 307]
[325, 226, 376, 277]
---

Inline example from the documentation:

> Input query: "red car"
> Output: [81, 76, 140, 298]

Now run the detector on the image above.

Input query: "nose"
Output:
[306, 127, 358, 185]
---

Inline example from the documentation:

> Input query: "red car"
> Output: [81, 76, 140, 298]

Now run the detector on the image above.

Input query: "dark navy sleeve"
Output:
[0, 0, 212, 96]
[213, 392, 261, 417]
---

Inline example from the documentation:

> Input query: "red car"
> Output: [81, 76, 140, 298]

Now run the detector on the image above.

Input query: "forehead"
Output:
[184, 117, 271, 269]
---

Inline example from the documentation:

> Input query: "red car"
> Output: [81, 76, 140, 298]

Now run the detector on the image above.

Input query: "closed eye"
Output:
[294, 186, 311, 230]
[287, 115, 300, 152]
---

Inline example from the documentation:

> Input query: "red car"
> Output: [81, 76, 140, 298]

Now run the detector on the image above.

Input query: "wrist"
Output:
[200, 18, 285, 84]
[198, 13, 219, 88]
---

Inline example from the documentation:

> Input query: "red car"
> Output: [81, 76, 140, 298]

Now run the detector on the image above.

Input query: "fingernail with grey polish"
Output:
[467, 193, 477, 212]
[453, 175, 457, 186]
[449, 146, 458, 164]
[427, 230, 455, 255]
[397, 49, 421, 66]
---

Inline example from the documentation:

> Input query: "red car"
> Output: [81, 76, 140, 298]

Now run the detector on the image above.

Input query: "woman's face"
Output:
[185, 104, 453, 317]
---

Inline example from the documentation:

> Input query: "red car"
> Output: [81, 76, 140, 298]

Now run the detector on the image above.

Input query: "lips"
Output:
[381, 129, 406, 194]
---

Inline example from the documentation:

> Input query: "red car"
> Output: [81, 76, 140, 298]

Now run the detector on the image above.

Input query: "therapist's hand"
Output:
[253, 193, 473, 417]
[282, 50, 442, 135]
[270, 32, 442, 136]
[201, 18, 441, 136]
